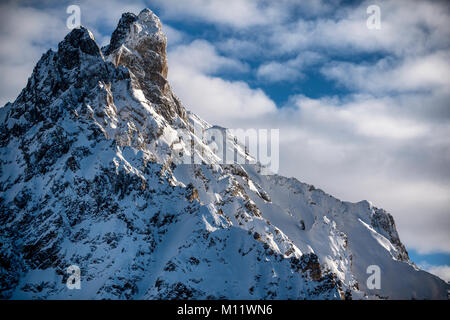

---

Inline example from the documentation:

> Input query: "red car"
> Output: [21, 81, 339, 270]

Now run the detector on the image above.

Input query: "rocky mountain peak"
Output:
[103, 13, 138, 56]
[103, 9, 164, 57]
[58, 26, 101, 63]
[7, 26, 113, 127]
[102, 8, 186, 123]
[0, 8, 448, 300]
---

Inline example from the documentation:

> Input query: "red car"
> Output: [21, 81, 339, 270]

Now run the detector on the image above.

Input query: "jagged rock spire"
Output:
[11, 8, 186, 129]
[102, 8, 186, 123]
[10, 26, 111, 125]
[103, 13, 139, 56]
[58, 27, 102, 69]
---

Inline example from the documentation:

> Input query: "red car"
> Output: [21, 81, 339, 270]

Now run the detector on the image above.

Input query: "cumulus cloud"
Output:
[150, 0, 288, 28]
[169, 40, 249, 75]
[322, 51, 450, 94]
[264, 0, 450, 56]
[275, 95, 450, 253]
[0, 0, 150, 106]
[167, 40, 276, 122]
[150, 0, 340, 29]
[256, 52, 323, 83]
[207, 91, 449, 253]
[210, 89, 449, 253]
[0, 3, 67, 105]
[216, 38, 263, 60]
[256, 62, 303, 83]
[162, 24, 186, 46]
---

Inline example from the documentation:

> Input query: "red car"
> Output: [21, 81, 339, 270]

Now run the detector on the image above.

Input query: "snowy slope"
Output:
[0, 8, 448, 300]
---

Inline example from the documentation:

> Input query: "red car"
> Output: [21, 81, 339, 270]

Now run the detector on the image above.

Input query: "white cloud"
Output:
[158, 0, 450, 255]
[0, 0, 149, 106]
[419, 263, 450, 282]
[78, 0, 147, 30]
[171, 72, 277, 122]
[168, 40, 276, 122]
[150, 0, 338, 29]
[162, 24, 186, 46]
[292, 95, 430, 140]
[282, 96, 450, 253]
[211, 92, 450, 253]
[216, 38, 262, 60]
[266, 0, 450, 57]
[169, 40, 249, 75]
[256, 52, 323, 83]
[257, 62, 303, 83]
[0, 3, 68, 105]
[150, 0, 287, 28]
[322, 51, 450, 94]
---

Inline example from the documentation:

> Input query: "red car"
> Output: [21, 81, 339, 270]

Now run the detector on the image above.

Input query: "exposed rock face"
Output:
[370, 208, 409, 262]
[103, 13, 139, 56]
[0, 8, 448, 300]
[103, 9, 187, 124]
[10, 27, 109, 125]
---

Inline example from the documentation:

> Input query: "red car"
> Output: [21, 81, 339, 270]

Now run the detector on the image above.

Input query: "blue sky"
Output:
[0, 0, 449, 281]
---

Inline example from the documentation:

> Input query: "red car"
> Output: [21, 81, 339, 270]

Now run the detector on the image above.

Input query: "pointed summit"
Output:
[103, 9, 164, 57]
[103, 8, 168, 78]
[136, 8, 165, 37]
[59, 26, 99, 54]
[58, 26, 102, 69]
[103, 13, 138, 56]
[103, 8, 186, 123]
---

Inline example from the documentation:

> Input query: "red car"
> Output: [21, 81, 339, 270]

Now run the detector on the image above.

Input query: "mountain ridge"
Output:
[0, 8, 448, 300]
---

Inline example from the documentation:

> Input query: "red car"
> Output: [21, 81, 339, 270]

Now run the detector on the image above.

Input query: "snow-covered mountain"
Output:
[0, 8, 448, 300]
